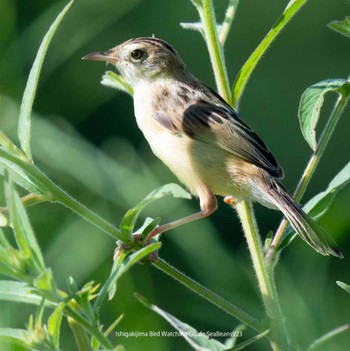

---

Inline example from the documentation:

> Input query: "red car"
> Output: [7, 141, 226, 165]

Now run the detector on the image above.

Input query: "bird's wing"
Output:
[154, 85, 283, 179]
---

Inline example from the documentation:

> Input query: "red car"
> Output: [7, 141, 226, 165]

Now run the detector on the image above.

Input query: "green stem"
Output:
[64, 306, 113, 349]
[0, 148, 122, 240]
[235, 201, 289, 350]
[153, 258, 263, 332]
[266, 93, 350, 263]
[196, 0, 231, 101]
[68, 317, 94, 351]
[218, 0, 237, 46]
[231, 0, 308, 108]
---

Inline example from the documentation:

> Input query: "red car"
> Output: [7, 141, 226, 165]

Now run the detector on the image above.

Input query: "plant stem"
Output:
[266, 93, 350, 263]
[64, 306, 113, 349]
[68, 317, 94, 351]
[235, 201, 289, 350]
[231, 0, 308, 108]
[0, 148, 122, 240]
[153, 258, 263, 332]
[196, 0, 231, 101]
[218, 0, 237, 46]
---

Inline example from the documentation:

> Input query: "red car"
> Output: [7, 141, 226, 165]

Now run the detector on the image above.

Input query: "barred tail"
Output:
[266, 180, 343, 258]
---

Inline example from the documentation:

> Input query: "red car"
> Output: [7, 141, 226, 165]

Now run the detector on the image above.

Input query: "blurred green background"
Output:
[0, 0, 350, 350]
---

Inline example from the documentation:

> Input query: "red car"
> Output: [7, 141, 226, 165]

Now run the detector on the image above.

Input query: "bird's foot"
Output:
[223, 196, 238, 206]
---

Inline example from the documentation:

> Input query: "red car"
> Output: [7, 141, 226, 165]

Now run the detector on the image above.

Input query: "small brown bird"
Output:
[84, 37, 342, 258]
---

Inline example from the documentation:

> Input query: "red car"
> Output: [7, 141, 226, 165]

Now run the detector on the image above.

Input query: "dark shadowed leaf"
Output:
[328, 17, 350, 38]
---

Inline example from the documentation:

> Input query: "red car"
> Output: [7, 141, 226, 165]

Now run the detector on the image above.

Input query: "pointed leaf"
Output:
[336, 281, 350, 294]
[0, 281, 54, 306]
[328, 17, 350, 38]
[94, 243, 161, 312]
[306, 324, 349, 351]
[298, 79, 350, 150]
[227, 329, 269, 351]
[303, 161, 350, 219]
[48, 303, 65, 348]
[18, 0, 74, 159]
[101, 71, 133, 95]
[4, 171, 45, 271]
[119, 183, 191, 241]
[136, 293, 232, 351]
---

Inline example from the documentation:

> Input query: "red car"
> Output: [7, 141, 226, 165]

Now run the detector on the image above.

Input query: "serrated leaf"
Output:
[93, 243, 161, 312]
[101, 71, 133, 95]
[298, 79, 350, 150]
[0, 281, 54, 306]
[328, 17, 350, 38]
[136, 293, 244, 351]
[119, 183, 191, 241]
[306, 324, 349, 351]
[336, 281, 350, 294]
[4, 170, 45, 271]
[18, 0, 74, 159]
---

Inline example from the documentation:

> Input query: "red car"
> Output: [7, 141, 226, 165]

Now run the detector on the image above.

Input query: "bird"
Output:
[83, 37, 342, 258]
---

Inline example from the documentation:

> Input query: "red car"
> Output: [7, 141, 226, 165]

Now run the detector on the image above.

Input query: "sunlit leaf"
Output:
[328, 17, 350, 38]
[48, 303, 65, 348]
[34, 268, 58, 301]
[4, 170, 45, 271]
[336, 281, 350, 294]
[18, 0, 74, 159]
[93, 243, 161, 312]
[0, 328, 28, 348]
[306, 324, 349, 351]
[119, 183, 191, 241]
[298, 79, 350, 150]
[0, 280, 54, 306]
[101, 71, 133, 95]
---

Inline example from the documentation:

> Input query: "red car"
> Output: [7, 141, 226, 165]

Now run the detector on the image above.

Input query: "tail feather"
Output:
[267, 180, 343, 258]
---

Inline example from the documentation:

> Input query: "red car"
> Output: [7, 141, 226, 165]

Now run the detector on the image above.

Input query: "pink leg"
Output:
[146, 189, 217, 244]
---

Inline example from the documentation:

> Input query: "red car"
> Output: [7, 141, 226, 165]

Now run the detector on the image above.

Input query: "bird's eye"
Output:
[130, 49, 144, 60]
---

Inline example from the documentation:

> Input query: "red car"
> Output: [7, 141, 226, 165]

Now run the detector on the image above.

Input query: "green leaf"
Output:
[336, 281, 350, 294]
[227, 329, 269, 351]
[0, 328, 28, 348]
[4, 170, 45, 271]
[18, 0, 74, 159]
[93, 243, 161, 312]
[135, 293, 260, 351]
[298, 79, 350, 150]
[34, 268, 59, 301]
[119, 183, 191, 241]
[101, 71, 133, 95]
[303, 161, 350, 219]
[328, 17, 350, 38]
[0, 280, 54, 306]
[48, 303, 65, 348]
[306, 324, 349, 351]
[0, 149, 43, 194]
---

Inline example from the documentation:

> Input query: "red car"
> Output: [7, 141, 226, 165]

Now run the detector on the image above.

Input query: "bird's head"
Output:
[83, 37, 188, 87]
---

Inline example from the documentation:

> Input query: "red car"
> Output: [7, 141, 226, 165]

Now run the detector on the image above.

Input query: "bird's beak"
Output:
[82, 51, 118, 64]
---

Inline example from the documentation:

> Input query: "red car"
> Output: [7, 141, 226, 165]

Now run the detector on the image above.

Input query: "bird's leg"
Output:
[146, 190, 217, 245]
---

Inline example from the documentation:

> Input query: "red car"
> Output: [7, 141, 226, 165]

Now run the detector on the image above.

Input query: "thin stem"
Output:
[64, 306, 113, 349]
[197, 0, 231, 101]
[68, 317, 94, 351]
[266, 93, 350, 263]
[218, 0, 237, 46]
[235, 201, 289, 350]
[153, 258, 263, 332]
[231, 0, 308, 108]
